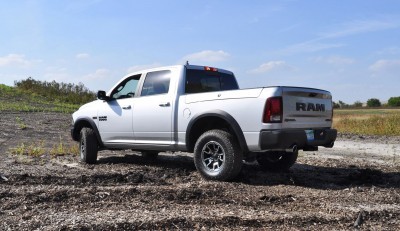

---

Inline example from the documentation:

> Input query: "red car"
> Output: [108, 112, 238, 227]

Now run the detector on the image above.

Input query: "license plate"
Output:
[305, 130, 314, 141]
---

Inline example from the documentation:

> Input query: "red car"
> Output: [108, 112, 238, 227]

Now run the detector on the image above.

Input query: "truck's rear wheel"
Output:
[80, 127, 98, 164]
[257, 150, 298, 172]
[194, 129, 243, 181]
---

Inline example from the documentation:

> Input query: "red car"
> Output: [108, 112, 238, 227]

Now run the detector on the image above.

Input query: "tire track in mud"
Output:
[2, 183, 400, 230]
[3, 161, 400, 189]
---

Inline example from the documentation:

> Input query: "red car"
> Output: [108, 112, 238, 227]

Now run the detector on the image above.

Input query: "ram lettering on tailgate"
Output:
[296, 102, 326, 112]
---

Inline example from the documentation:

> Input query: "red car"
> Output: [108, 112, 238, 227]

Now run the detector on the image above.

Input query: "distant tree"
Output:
[388, 96, 400, 107]
[352, 101, 363, 108]
[366, 98, 381, 107]
[338, 100, 349, 108]
[333, 101, 340, 109]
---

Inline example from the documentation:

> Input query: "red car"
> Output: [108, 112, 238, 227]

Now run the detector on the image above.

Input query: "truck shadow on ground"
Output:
[96, 153, 400, 190]
[97, 153, 197, 171]
[238, 163, 400, 190]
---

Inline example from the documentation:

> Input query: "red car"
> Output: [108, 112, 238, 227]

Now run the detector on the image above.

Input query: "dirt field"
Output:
[1, 112, 399, 230]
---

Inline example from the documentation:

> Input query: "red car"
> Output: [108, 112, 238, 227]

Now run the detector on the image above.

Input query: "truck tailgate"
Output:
[281, 87, 333, 129]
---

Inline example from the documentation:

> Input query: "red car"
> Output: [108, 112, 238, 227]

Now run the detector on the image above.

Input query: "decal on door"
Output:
[99, 116, 108, 121]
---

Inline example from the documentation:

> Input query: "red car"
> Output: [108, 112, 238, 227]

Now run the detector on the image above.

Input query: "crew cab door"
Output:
[132, 70, 173, 145]
[97, 74, 141, 143]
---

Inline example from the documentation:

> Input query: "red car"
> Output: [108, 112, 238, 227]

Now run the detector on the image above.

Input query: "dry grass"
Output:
[10, 140, 79, 157]
[333, 108, 400, 136]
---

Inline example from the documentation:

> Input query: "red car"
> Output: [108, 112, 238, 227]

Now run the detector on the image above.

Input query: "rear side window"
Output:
[185, 69, 238, 94]
[141, 70, 171, 96]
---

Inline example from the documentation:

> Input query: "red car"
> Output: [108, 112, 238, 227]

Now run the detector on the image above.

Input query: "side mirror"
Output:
[97, 90, 110, 101]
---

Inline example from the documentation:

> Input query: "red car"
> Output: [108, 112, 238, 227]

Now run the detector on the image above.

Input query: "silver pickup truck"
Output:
[71, 64, 337, 181]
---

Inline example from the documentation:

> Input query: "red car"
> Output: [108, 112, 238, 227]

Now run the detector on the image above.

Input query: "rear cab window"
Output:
[185, 68, 239, 94]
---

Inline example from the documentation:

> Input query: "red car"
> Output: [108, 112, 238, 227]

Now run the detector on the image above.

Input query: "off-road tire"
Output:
[194, 129, 243, 181]
[141, 151, 159, 160]
[257, 150, 298, 172]
[79, 127, 98, 164]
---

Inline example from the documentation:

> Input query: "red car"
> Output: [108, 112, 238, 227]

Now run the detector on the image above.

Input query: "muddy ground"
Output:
[1, 112, 399, 230]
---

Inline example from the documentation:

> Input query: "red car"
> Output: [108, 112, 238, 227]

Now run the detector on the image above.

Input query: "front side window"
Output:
[185, 69, 239, 94]
[111, 74, 141, 99]
[141, 70, 171, 96]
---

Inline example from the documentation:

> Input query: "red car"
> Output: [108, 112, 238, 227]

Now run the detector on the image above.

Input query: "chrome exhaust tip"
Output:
[286, 145, 298, 153]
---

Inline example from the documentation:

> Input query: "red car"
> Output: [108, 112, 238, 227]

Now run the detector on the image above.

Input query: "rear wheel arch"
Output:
[186, 110, 248, 153]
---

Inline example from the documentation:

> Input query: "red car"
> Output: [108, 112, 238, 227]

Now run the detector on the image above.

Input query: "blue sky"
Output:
[1, 0, 400, 103]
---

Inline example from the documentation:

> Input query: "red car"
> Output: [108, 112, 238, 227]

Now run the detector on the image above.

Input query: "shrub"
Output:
[353, 101, 363, 107]
[338, 100, 349, 108]
[333, 102, 340, 109]
[14, 77, 95, 105]
[366, 98, 381, 107]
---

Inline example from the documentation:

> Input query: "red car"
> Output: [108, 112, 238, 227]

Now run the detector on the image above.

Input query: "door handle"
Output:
[122, 105, 131, 110]
[159, 102, 170, 107]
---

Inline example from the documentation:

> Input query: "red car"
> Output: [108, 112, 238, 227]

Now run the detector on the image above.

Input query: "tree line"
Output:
[333, 97, 400, 109]
[14, 77, 96, 105]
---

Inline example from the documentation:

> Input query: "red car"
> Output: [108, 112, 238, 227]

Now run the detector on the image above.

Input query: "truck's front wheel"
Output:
[194, 130, 243, 181]
[257, 150, 298, 172]
[80, 127, 98, 164]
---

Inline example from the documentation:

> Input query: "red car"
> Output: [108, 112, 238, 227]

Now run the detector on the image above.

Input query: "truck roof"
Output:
[125, 64, 233, 77]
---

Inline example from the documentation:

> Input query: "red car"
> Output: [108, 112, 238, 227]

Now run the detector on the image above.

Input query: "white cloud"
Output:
[180, 50, 230, 64]
[127, 63, 162, 73]
[249, 61, 292, 74]
[278, 17, 400, 55]
[76, 53, 90, 59]
[44, 72, 70, 82]
[277, 23, 302, 33]
[376, 46, 400, 55]
[84, 68, 110, 80]
[320, 19, 400, 39]
[369, 59, 400, 72]
[279, 41, 344, 55]
[0, 54, 39, 68]
[313, 56, 355, 65]
[44, 67, 70, 82]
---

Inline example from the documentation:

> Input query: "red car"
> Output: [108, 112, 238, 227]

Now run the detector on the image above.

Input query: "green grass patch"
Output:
[50, 137, 79, 156]
[10, 140, 79, 157]
[10, 141, 46, 157]
[15, 117, 27, 130]
[0, 83, 86, 113]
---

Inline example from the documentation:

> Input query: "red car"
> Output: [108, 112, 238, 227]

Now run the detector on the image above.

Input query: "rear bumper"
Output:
[259, 128, 337, 150]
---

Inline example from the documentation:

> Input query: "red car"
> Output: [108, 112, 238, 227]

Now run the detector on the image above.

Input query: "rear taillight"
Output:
[263, 97, 283, 123]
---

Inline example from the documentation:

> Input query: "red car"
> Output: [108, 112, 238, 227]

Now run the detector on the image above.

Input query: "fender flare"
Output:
[72, 117, 104, 147]
[185, 110, 248, 152]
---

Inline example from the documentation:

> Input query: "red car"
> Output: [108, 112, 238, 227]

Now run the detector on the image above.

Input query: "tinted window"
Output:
[185, 69, 238, 94]
[111, 74, 141, 99]
[141, 70, 171, 96]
